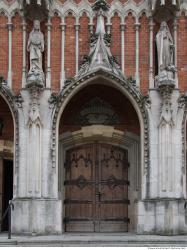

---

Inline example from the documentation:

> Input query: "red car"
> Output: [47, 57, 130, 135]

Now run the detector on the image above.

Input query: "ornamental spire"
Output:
[77, 0, 125, 80]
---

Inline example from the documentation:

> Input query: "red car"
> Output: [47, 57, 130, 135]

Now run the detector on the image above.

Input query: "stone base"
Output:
[11, 198, 62, 235]
[136, 199, 187, 235]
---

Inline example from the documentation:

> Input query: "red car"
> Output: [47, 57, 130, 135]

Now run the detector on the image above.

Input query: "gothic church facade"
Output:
[0, 0, 187, 235]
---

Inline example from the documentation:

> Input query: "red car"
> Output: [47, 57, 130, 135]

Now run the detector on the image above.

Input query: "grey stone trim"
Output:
[0, 0, 149, 21]
[179, 95, 187, 179]
[1, 1, 187, 24]
[50, 69, 150, 187]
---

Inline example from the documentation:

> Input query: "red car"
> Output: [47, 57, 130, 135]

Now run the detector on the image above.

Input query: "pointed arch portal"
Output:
[0, 94, 14, 231]
[54, 74, 149, 232]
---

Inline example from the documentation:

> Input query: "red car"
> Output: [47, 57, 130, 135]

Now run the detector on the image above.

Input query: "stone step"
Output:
[0, 234, 187, 247]
[16, 241, 187, 247]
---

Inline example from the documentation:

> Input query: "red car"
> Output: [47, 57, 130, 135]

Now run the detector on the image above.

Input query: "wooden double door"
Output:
[64, 143, 130, 232]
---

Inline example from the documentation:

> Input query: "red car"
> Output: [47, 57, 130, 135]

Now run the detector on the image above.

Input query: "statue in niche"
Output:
[156, 21, 175, 74]
[27, 20, 44, 85]
[156, 21, 175, 78]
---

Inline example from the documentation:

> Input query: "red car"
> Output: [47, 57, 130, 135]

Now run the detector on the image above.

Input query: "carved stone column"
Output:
[88, 22, 94, 35]
[134, 21, 140, 87]
[46, 18, 52, 88]
[21, 17, 27, 87]
[149, 18, 154, 88]
[120, 23, 126, 74]
[173, 18, 178, 87]
[60, 21, 66, 88]
[75, 23, 80, 75]
[106, 22, 111, 35]
[7, 19, 13, 89]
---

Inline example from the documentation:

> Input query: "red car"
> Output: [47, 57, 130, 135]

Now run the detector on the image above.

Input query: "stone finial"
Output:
[76, 0, 124, 80]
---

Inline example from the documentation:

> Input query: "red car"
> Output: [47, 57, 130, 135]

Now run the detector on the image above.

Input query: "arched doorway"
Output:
[0, 95, 14, 231]
[58, 83, 141, 232]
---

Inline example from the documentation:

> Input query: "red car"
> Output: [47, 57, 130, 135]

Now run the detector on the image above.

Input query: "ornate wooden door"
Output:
[64, 143, 129, 232]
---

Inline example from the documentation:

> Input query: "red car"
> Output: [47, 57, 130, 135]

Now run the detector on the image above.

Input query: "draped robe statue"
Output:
[27, 20, 44, 84]
[156, 22, 175, 74]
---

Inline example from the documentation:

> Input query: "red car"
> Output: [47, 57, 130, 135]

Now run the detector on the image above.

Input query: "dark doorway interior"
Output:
[2, 160, 13, 231]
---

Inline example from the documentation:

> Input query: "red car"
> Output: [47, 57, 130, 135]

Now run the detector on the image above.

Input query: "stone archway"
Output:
[0, 88, 17, 231]
[53, 78, 148, 231]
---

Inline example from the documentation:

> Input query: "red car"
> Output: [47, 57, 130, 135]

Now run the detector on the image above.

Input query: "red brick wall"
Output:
[0, 15, 8, 83]
[12, 13, 22, 94]
[3, 1, 187, 94]
[51, 16, 61, 92]
[111, 13, 121, 66]
[0, 96, 14, 141]
[178, 14, 187, 93]
[79, 13, 90, 68]
[125, 13, 136, 78]
[139, 14, 149, 94]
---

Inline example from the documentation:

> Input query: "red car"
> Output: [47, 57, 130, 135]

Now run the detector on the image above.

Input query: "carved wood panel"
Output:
[64, 143, 129, 232]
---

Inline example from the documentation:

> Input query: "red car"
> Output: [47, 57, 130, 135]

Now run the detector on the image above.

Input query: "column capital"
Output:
[148, 18, 155, 30]
[106, 23, 111, 34]
[46, 19, 52, 31]
[88, 23, 94, 33]
[134, 22, 140, 30]
[173, 18, 179, 30]
[74, 24, 80, 31]
[7, 22, 13, 31]
[120, 23, 126, 31]
[21, 19, 27, 30]
[60, 23, 66, 31]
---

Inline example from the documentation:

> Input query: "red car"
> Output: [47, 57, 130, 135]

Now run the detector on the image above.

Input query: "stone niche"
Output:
[19, 0, 52, 21]
[150, 0, 180, 22]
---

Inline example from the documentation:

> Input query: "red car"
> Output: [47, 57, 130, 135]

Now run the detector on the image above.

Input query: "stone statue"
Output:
[27, 20, 44, 85]
[156, 21, 175, 74]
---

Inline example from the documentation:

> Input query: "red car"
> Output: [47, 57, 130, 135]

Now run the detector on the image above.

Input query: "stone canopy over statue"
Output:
[27, 20, 45, 85]
[156, 21, 175, 85]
